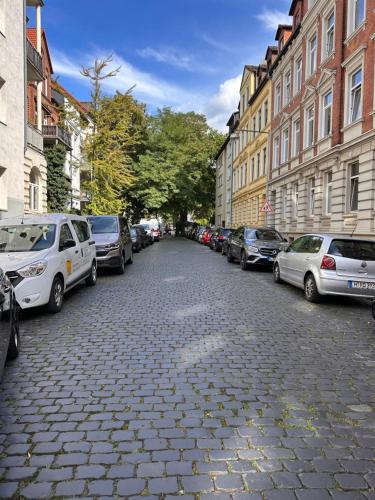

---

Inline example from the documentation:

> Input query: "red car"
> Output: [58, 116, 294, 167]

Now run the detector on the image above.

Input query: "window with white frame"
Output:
[324, 10, 335, 58]
[308, 177, 316, 216]
[281, 187, 288, 219]
[293, 182, 299, 218]
[348, 0, 365, 36]
[284, 71, 291, 105]
[321, 90, 333, 137]
[349, 162, 359, 211]
[325, 170, 333, 215]
[308, 34, 317, 76]
[281, 127, 289, 163]
[275, 82, 281, 114]
[305, 106, 314, 147]
[348, 67, 362, 123]
[273, 136, 280, 168]
[263, 147, 267, 176]
[29, 168, 40, 212]
[264, 100, 268, 126]
[292, 118, 300, 156]
[258, 108, 262, 132]
[294, 57, 302, 94]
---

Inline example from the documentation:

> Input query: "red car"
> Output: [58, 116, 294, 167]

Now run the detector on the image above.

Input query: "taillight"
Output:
[218, 236, 224, 240]
[321, 255, 336, 270]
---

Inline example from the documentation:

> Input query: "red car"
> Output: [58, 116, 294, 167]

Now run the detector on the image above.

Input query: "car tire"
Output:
[86, 261, 97, 287]
[240, 251, 248, 271]
[117, 253, 126, 275]
[47, 276, 64, 314]
[227, 246, 234, 263]
[304, 274, 321, 303]
[128, 250, 133, 265]
[6, 299, 20, 361]
[273, 263, 283, 283]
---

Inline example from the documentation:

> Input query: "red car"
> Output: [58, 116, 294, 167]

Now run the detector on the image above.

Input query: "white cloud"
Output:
[202, 74, 241, 132]
[255, 9, 292, 31]
[137, 47, 194, 71]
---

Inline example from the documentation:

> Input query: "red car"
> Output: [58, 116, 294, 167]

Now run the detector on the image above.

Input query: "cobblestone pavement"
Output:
[0, 238, 375, 499]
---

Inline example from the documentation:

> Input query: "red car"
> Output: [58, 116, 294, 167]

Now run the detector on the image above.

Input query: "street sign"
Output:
[260, 201, 273, 213]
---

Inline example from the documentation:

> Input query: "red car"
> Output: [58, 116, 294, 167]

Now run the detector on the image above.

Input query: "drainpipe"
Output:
[36, 3, 42, 132]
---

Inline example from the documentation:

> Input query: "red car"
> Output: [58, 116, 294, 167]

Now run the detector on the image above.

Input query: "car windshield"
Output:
[130, 228, 137, 237]
[221, 229, 232, 236]
[141, 224, 150, 230]
[0, 224, 56, 252]
[88, 217, 118, 234]
[254, 229, 283, 241]
[329, 239, 375, 261]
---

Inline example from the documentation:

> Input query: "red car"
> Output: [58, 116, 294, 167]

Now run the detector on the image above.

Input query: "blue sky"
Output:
[37, 0, 291, 130]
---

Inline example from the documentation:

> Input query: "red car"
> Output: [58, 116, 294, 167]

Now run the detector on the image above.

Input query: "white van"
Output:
[0, 214, 97, 313]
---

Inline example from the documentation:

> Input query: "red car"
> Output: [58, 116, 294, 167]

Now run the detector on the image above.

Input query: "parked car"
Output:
[130, 227, 142, 253]
[227, 227, 285, 270]
[88, 215, 133, 274]
[134, 224, 154, 245]
[274, 234, 375, 303]
[196, 226, 208, 243]
[0, 267, 20, 380]
[132, 226, 149, 248]
[222, 232, 234, 256]
[151, 227, 161, 242]
[210, 228, 233, 253]
[0, 214, 97, 313]
[202, 229, 214, 246]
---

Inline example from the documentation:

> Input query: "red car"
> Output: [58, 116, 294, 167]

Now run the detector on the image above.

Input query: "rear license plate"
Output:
[348, 281, 375, 290]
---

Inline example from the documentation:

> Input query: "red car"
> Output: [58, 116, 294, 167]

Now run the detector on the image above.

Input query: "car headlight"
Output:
[18, 261, 47, 278]
[247, 245, 259, 253]
[104, 243, 120, 250]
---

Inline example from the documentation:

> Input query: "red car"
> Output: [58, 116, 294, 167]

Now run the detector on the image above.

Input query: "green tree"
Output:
[45, 144, 71, 212]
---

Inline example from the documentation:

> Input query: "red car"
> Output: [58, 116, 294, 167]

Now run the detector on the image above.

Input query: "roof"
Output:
[27, 28, 53, 73]
[214, 135, 230, 161]
[52, 81, 92, 118]
[275, 24, 293, 41]
[289, 0, 299, 16]
[0, 214, 88, 226]
[269, 24, 301, 76]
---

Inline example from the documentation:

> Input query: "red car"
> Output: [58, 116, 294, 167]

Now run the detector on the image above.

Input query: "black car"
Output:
[131, 226, 149, 248]
[0, 268, 20, 380]
[210, 228, 234, 252]
[227, 227, 285, 270]
[130, 227, 142, 253]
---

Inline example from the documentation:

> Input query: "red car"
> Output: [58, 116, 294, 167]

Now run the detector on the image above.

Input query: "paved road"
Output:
[0, 238, 375, 499]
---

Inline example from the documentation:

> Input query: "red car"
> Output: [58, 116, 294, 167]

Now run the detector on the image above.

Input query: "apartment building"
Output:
[268, 0, 375, 239]
[0, 0, 27, 216]
[214, 137, 229, 227]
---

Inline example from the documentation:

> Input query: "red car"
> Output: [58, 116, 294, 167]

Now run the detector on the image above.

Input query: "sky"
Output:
[34, 0, 292, 131]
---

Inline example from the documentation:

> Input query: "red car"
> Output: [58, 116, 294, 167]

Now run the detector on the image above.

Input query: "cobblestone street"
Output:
[0, 238, 375, 499]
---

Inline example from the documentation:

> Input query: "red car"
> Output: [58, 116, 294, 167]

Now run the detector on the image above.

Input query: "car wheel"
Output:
[86, 261, 97, 286]
[273, 263, 283, 283]
[240, 251, 248, 271]
[128, 250, 133, 265]
[117, 253, 126, 275]
[304, 274, 321, 303]
[6, 298, 20, 361]
[227, 246, 234, 263]
[47, 276, 64, 314]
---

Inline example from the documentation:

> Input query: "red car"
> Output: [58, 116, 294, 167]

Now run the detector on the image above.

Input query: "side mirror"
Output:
[60, 239, 76, 251]
[280, 242, 290, 252]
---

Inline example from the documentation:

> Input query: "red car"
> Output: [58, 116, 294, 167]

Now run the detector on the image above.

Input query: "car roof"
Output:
[296, 233, 375, 242]
[0, 213, 88, 226]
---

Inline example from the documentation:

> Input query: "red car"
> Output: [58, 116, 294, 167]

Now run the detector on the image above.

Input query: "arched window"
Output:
[29, 167, 40, 211]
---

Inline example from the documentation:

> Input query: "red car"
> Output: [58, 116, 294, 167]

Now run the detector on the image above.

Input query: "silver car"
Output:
[273, 234, 375, 302]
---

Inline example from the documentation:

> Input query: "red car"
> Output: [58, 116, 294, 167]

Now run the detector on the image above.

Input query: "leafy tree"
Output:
[45, 144, 71, 212]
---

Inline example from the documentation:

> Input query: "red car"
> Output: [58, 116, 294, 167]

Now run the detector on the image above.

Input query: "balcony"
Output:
[26, 124, 44, 153]
[42, 125, 72, 150]
[26, 39, 44, 82]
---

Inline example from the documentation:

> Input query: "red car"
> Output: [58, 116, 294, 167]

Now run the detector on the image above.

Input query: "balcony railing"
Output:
[26, 39, 43, 82]
[42, 125, 72, 149]
[26, 124, 44, 152]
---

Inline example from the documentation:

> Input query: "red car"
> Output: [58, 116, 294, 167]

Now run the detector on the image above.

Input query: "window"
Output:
[349, 162, 359, 211]
[349, 68, 362, 123]
[293, 182, 299, 218]
[263, 147, 267, 176]
[292, 118, 300, 156]
[305, 106, 314, 147]
[71, 220, 90, 242]
[348, 0, 365, 35]
[257, 152, 260, 178]
[275, 83, 281, 114]
[273, 136, 280, 168]
[308, 34, 317, 76]
[240, 165, 244, 187]
[325, 171, 333, 215]
[242, 94, 245, 114]
[281, 187, 288, 219]
[59, 224, 74, 248]
[281, 128, 289, 163]
[322, 90, 333, 137]
[284, 71, 291, 105]
[264, 100, 268, 126]
[252, 116, 256, 138]
[29, 168, 39, 212]
[258, 108, 262, 132]
[244, 162, 248, 185]
[325, 11, 335, 57]
[218, 194, 222, 207]
[251, 158, 255, 180]
[308, 178, 316, 216]
[294, 57, 302, 94]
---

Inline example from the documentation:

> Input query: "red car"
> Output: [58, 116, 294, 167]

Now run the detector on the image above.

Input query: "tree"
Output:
[45, 144, 71, 212]
[126, 108, 225, 223]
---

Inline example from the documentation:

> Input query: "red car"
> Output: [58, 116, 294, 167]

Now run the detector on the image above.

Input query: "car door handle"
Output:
[75, 250, 79, 254]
